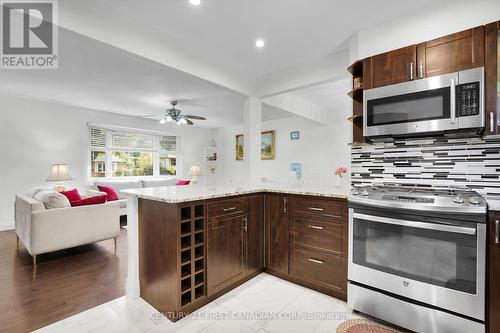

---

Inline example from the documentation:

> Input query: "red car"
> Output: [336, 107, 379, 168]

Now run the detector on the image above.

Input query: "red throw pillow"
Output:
[60, 188, 82, 204]
[176, 180, 190, 186]
[97, 185, 119, 201]
[72, 195, 107, 207]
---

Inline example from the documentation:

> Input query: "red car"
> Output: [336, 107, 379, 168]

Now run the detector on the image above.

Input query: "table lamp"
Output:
[46, 163, 73, 192]
[189, 165, 202, 185]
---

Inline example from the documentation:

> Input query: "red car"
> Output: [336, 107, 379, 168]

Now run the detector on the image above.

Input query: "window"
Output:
[89, 126, 177, 178]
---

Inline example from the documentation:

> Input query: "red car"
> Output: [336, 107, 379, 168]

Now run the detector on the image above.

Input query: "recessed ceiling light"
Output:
[189, 0, 201, 6]
[255, 39, 265, 48]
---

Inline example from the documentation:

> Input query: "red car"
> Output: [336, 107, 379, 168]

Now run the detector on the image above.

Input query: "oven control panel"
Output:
[456, 82, 480, 117]
[381, 195, 434, 204]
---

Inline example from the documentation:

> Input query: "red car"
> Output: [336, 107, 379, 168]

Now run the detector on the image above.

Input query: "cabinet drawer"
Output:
[293, 197, 346, 220]
[292, 217, 343, 255]
[207, 198, 244, 220]
[290, 247, 347, 294]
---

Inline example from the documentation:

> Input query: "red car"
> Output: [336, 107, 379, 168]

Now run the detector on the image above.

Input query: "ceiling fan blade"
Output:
[135, 114, 163, 118]
[183, 115, 206, 120]
[185, 119, 194, 125]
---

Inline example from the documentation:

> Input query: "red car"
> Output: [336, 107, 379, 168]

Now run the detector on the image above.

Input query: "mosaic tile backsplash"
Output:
[351, 136, 500, 196]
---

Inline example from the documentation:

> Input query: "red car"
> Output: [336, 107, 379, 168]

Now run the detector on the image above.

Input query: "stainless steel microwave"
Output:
[363, 67, 484, 138]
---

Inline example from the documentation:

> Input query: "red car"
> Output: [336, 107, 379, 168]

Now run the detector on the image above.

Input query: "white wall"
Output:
[350, 0, 500, 62]
[212, 114, 351, 186]
[0, 94, 212, 230]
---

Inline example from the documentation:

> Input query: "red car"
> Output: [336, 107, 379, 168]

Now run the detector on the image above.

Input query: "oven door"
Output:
[363, 72, 458, 137]
[348, 208, 486, 320]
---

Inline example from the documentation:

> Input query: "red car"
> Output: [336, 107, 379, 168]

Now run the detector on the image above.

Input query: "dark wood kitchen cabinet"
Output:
[207, 214, 245, 296]
[265, 194, 290, 275]
[485, 21, 500, 135]
[206, 195, 264, 296]
[488, 210, 500, 333]
[365, 45, 417, 89]
[289, 196, 348, 300]
[416, 26, 484, 79]
[361, 26, 484, 90]
[138, 199, 207, 320]
[245, 194, 264, 276]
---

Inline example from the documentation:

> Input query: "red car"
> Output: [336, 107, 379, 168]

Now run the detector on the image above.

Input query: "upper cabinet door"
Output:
[367, 45, 417, 89]
[417, 26, 484, 79]
[485, 21, 499, 136]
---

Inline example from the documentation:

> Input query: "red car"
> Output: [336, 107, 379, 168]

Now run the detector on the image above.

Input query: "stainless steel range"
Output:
[348, 185, 487, 333]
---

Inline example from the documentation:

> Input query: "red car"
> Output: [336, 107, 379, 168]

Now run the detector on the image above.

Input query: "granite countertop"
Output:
[484, 196, 500, 211]
[121, 183, 350, 203]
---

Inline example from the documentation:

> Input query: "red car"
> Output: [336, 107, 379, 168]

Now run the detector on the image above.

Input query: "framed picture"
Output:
[261, 130, 275, 160]
[290, 131, 300, 140]
[235, 134, 244, 160]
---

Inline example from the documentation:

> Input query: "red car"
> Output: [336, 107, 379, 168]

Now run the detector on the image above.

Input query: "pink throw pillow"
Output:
[60, 188, 82, 204]
[72, 195, 107, 207]
[97, 185, 119, 201]
[176, 180, 190, 186]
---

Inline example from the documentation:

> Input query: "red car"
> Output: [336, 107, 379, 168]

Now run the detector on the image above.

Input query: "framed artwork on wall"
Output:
[290, 131, 300, 140]
[235, 134, 244, 160]
[261, 130, 275, 160]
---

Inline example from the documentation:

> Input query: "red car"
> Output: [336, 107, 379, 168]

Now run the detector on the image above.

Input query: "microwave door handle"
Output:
[353, 213, 476, 235]
[450, 79, 456, 124]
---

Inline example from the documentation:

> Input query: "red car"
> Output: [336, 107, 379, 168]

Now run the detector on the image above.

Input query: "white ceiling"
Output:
[1, 0, 444, 128]
[0, 28, 247, 128]
[59, 0, 437, 81]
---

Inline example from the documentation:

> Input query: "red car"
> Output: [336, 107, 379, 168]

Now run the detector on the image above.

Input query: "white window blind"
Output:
[90, 128, 106, 148]
[160, 136, 176, 152]
[112, 131, 154, 150]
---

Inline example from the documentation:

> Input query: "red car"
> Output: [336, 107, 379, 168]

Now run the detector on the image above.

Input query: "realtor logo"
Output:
[1, 0, 58, 69]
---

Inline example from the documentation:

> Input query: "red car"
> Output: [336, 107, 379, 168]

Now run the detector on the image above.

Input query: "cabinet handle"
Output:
[418, 60, 423, 79]
[490, 112, 495, 133]
[495, 220, 500, 244]
[243, 216, 248, 232]
[308, 258, 324, 265]
[308, 207, 324, 212]
[283, 198, 288, 214]
[450, 79, 456, 124]
[409, 62, 414, 80]
[223, 207, 236, 212]
[308, 225, 324, 230]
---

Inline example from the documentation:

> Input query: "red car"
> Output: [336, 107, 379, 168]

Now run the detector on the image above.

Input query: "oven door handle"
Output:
[353, 213, 476, 235]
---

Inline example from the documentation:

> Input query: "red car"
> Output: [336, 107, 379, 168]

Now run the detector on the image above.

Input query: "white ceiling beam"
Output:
[262, 93, 329, 125]
[255, 49, 350, 98]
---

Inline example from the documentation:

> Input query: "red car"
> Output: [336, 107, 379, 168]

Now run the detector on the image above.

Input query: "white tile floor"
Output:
[34, 273, 367, 333]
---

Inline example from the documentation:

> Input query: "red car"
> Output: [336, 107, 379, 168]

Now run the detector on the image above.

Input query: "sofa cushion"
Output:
[60, 188, 82, 204]
[93, 179, 142, 199]
[34, 190, 71, 209]
[97, 185, 119, 201]
[72, 194, 107, 207]
[141, 178, 177, 188]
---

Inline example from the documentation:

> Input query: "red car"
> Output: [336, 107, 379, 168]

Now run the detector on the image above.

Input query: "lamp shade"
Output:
[188, 165, 202, 177]
[46, 164, 73, 182]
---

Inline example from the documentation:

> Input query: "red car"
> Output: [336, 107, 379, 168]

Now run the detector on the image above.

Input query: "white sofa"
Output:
[15, 193, 120, 268]
[92, 177, 177, 216]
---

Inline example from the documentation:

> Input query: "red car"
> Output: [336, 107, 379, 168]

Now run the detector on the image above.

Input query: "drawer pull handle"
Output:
[308, 225, 324, 230]
[223, 207, 237, 212]
[495, 220, 500, 244]
[308, 258, 324, 265]
[308, 207, 324, 212]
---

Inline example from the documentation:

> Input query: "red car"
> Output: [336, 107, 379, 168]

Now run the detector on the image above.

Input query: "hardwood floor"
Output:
[0, 228, 127, 333]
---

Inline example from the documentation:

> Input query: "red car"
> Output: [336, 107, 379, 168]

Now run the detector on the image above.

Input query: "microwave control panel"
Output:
[456, 82, 480, 117]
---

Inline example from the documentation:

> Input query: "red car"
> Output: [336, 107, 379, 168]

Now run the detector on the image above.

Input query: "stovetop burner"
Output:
[349, 184, 486, 214]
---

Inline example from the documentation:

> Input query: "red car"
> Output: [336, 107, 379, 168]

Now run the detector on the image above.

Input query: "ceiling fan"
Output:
[138, 101, 206, 126]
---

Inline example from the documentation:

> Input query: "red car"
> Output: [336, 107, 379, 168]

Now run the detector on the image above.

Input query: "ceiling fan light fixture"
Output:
[180, 117, 188, 125]
[159, 117, 167, 124]
[165, 115, 173, 122]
